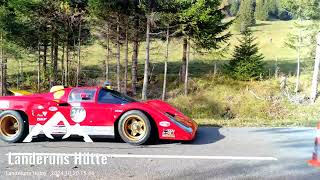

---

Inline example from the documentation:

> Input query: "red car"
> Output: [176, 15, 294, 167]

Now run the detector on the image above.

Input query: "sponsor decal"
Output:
[0, 100, 9, 109]
[114, 110, 123, 113]
[36, 113, 44, 117]
[162, 129, 175, 138]
[48, 106, 58, 112]
[159, 121, 170, 127]
[24, 109, 93, 143]
[36, 117, 47, 121]
[42, 111, 48, 116]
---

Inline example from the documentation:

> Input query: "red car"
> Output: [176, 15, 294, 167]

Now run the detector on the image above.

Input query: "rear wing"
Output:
[7, 89, 32, 96]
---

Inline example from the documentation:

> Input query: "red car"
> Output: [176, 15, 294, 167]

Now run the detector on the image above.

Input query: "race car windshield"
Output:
[98, 88, 137, 104]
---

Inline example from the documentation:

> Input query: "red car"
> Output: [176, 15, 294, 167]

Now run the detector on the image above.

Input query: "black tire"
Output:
[118, 110, 152, 145]
[0, 110, 28, 143]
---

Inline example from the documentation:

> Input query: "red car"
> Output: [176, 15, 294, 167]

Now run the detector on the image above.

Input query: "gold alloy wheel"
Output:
[123, 115, 147, 141]
[0, 115, 20, 137]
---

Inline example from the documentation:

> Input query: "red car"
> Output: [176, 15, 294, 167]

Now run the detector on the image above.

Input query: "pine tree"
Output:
[234, 0, 255, 31]
[255, 0, 268, 21]
[225, 28, 264, 80]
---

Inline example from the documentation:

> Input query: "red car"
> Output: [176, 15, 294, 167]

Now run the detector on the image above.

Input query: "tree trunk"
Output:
[162, 26, 169, 101]
[132, 36, 139, 96]
[2, 58, 6, 96]
[18, 60, 22, 89]
[61, 41, 65, 84]
[124, 24, 129, 94]
[53, 34, 58, 85]
[43, 41, 47, 80]
[295, 19, 302, 93]
[116, 14, 121, 91]
[105, 22, 110, 80]
[180, 38, 187, 82]
[131, 16, 139, 96]
[214, 62, 217, 76]
[50, 34, 54, 86]
[310, 33, 320, 103]
[184, 39, 190, 96]
[65, 41, 69, 87]
[76, 18, 82, 87]
[142, 16, 150, 100]
[37, 41, 41, 92]
[43, 26, 48, 83]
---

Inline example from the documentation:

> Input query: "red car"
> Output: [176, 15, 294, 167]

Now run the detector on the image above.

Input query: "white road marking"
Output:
[6, 153, 278, 161]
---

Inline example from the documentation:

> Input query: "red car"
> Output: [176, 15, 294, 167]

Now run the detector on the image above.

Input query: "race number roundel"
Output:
[70, 106, 86, 123]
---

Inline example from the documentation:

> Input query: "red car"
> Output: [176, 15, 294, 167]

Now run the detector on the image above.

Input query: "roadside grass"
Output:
[168, 74, 320, 127]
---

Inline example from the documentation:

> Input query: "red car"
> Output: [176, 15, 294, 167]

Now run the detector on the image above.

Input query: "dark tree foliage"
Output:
[179, 0, 231, 50]
[2, 0, 91, 52]
[224, 28, 264, 81]
[266, 0, 278, 18]
[177, 0, 231, 84]
[0, 0, 92, 89]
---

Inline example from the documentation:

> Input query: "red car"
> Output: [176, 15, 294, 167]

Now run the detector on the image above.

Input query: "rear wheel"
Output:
[118, 110, 152, 145]
[0, 111, 28, 143]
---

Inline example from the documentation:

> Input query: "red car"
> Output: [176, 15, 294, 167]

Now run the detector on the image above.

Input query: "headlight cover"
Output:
[165, 113, 193, 133]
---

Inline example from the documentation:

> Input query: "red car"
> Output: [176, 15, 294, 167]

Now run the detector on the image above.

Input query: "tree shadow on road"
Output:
[185, 127, 225, 145]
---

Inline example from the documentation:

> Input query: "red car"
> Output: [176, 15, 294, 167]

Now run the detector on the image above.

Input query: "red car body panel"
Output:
[0, 87, 198, 141]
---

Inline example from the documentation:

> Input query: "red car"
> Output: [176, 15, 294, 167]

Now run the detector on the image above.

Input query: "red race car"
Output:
[0, 86, 198, 145]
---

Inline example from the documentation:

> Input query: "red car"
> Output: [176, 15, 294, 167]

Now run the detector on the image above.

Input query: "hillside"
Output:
[5, 20, 320, 127]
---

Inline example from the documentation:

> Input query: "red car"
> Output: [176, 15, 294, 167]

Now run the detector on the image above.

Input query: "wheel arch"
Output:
[16, 110, 29, 127]
[114, 109, 159, 139]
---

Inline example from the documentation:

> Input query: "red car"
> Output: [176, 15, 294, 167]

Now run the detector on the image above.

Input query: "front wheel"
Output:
[118, 110, 152, 145]
[0, 110, 28, 143]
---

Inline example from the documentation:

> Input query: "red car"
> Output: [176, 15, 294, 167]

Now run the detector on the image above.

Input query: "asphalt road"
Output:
[0, 127, 319, 180]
